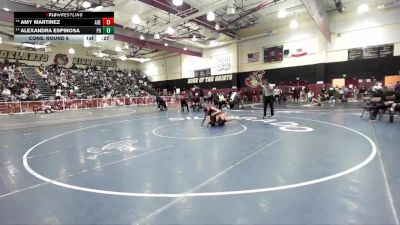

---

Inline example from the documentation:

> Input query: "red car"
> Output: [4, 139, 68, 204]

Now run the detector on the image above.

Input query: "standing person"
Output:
[199, 87, 205, 108]
[262, 80, 274, 118]
[352, 86, 359, 101]
[206, 90, 212, 103]
[188, 91, 193, 106]
[180, 95, 189, 112]
[273, 86, 281, 104]
[192, 93, 200, 111]
[293, 87, 300, 103]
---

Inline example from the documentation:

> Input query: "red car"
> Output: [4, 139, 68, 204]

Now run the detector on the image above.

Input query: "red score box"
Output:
[102, 18, 114, 26]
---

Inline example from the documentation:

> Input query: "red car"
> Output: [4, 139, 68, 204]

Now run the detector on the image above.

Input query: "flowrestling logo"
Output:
[168, 116, 313, 132]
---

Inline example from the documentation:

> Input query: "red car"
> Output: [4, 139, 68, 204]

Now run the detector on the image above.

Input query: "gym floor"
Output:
[0, 103, 399, 225]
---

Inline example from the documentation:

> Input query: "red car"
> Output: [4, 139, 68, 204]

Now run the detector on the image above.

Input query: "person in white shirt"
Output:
[307, 91, 314, 103]
[55, 87, 62, 100]
[2, 88, 11, 101]
[229, 91, 238, 109]
[273, 87, 281, 104]
[262, 80, 274, 118]
[372, 82, 382, 92]
[22, 87, 29, 94]
[8, 72, 14, 82]
[230, 91, 237, 102]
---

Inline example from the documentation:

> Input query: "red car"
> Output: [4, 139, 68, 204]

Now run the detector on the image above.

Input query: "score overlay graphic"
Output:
[14, 12, 114, 42]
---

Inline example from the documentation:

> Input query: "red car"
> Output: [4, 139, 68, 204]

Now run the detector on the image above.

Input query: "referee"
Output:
[262, 79, 274, 118]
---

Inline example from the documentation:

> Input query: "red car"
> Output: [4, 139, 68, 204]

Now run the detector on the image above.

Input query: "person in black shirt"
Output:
[395, 81, 400, 93]
[155, 96, 167, 111]
[180, 95, 189, 112]
[199, 87, 204, 108]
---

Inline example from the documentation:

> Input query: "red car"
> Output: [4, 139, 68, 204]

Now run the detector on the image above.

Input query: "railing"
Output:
[0, 96, 180, 115]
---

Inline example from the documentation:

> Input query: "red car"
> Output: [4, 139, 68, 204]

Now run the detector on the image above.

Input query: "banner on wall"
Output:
[290, 49, 308, 57]
[263, 45, 283, 63]
[194, 68, 211, 77]
[244, 70, 265, 88]
[187, 74, 232, 84]
[215, 56, 230, 71]
[72, 57, 117, 68]
[282, 38, 318, 58]
[247, 52, 260, 63]
[0, 50, 49, 62]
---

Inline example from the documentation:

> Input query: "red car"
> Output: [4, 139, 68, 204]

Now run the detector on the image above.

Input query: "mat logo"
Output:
[86, 139, 142, 160]
[168, 117, 313, 132]
[169, 116, 202, 121]
[241, 117, 313, 132]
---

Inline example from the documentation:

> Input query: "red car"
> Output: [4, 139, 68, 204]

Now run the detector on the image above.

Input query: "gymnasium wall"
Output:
[151, 55, 400, 91]
[143, 6, 400, 82]
[181, 43, 238, 78]
[141, 43, 238, 81]
[141, 54, 182, 82]
[238, 20, 326, 72]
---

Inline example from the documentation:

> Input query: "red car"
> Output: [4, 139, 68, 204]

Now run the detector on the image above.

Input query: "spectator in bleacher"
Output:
[33, 87, 43, 100]
[55, 87, 62, 100]
[2, 87, 11, 102]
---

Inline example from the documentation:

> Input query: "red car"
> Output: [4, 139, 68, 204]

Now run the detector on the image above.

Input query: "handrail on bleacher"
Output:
[0, 96, 179, 115]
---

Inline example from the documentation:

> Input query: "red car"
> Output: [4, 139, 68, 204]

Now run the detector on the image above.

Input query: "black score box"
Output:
[14, 26, 107, 35]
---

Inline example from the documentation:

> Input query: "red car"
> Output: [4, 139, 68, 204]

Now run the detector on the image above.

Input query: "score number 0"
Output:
[102, 18, 114, 26]
[102, 18, 114, 35]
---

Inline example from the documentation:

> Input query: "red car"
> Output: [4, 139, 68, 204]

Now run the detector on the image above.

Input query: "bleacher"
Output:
[1, 62, 157, 104]
[21, 67, 52, 99]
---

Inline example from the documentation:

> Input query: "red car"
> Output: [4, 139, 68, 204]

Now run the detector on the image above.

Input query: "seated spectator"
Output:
[55, 87, 62, 100]
[2, 87, 11, 101]
[217, 93, 227, 109]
